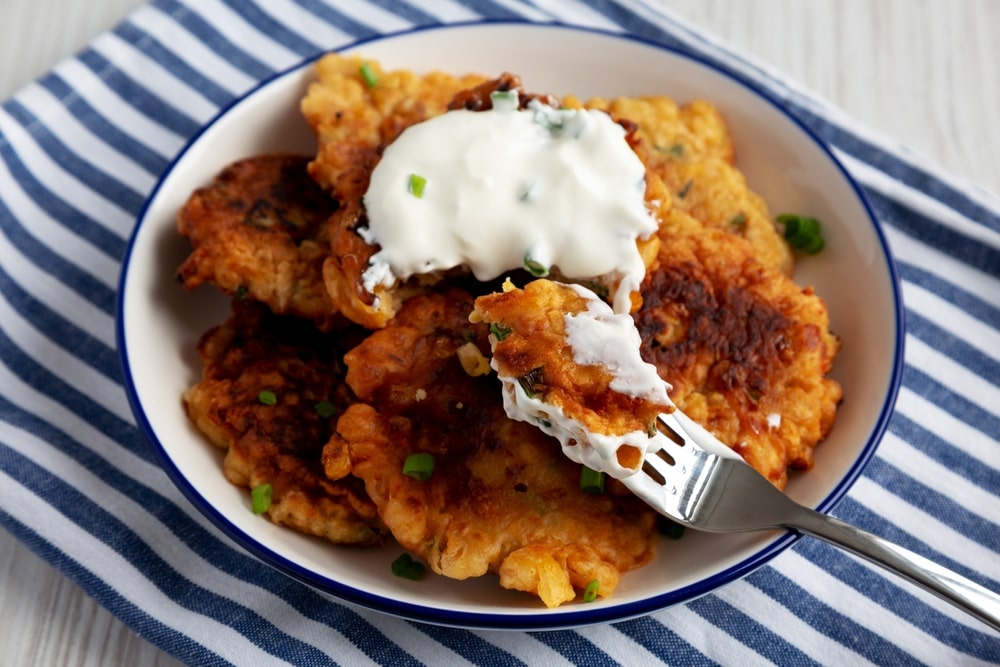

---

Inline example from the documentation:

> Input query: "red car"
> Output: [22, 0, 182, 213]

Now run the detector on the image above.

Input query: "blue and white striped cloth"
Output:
[1, 1, 998, 664]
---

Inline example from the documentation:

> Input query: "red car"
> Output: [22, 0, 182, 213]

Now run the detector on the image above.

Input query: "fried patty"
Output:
[176, 154, 342, 330]
[633, 208, 842, 488]
[473, 279, 673, 473]
[302, 58, 666, 328]
[332, 291, 658, 607]
[182, 299, 384, 546]
[570, 95, 794, 275]
[300, 56, 488, 328]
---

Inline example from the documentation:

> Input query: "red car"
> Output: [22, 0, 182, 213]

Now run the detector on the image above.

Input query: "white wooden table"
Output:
[1, 1, 996, 664]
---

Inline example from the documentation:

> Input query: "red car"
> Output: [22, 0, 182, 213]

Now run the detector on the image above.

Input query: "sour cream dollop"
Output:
[361, 91, 657, 313]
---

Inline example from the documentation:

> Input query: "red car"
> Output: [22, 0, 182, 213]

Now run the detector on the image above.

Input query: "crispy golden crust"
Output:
[574, 95, 794, 275]
[473, 279, 672, 471]
[333, 292, 658, 607]
[176, 154, 342, 330]
[301, 54, 488, 195]
[633, 209, 842, 488]
[182, 300, 385, 546]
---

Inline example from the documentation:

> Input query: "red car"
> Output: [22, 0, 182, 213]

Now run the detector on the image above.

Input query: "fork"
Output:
[623, 410, 1000, 632]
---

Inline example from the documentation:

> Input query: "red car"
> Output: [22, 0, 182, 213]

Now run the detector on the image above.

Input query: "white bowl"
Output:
[117, 22, 903, 630]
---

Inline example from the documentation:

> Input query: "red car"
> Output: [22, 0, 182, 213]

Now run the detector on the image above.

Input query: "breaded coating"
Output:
[575, 95, 794, 275]
[332, 292, 658, 607]
[182, 299, 384, 546]
[473, 279, 673, 474]
[176, 154, 342, 330]
[633, 208, 842, 488]
[301, 54, 488, 194]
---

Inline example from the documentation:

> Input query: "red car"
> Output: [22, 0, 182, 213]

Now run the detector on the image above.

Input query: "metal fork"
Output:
[623, 410, 1000, 632]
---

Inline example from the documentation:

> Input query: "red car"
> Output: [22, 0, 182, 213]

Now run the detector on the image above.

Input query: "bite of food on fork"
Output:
[474, 278, 1000, 631]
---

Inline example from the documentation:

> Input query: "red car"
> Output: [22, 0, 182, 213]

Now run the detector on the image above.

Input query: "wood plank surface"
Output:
[0, 1, 996, 664]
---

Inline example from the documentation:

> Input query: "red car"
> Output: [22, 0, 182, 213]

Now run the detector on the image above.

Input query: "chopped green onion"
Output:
[490, 89, 518, 110]
[532, 108, 564, 132]
[402, 452, 435, 481]
[677, 180, 693, 199]
[536, 417, 552, 429]
[258, 389, 277, 406]
[517, 367, 544, 399]
[407, 173, 427, 198]
[582, 281, 610, 300]
[523, 255, 548, 277]
[359, 61, 378, 88]
[234, 285, 249, 300]
[315, 399, 336, 419]
[489, 322, 512, 341]
[582, 579, 600, 602]
[580, 466, 605, 494]
[778, 213, 825, 254]
[668, 143, 685, 157]
[659, 517, 686, 539]
[251, 483, 272, 514]
[391, 553, 426, 580]
[728, 212, 747, 232]
[519, 181, 536, 202]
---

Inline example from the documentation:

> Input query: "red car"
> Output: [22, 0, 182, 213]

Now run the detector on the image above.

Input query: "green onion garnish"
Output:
[315, 399, 336, 419]
[408, 173, 427, 198]
[234, 285, 249, 300]
[258, 389, 277, 406]
[668, 143, 684, 157]
[490, 89, 518, 109]
[580, 466, 605, 494]
[583, 579, 600, 602]
[523, 255, 548, 277]
[582, 281, 610, 300]
[251, 483, 272, 514]
[677, 180, 693, 199]
[660, 517, 686, 540]
[489, 322, 512, 341]
[391, 553, 426, 580]
[359, 61, 378, 88]
[402, 452, 435, 481]
[517, 367, 544, 399]
[778, 213, 825, 254]
[728, 212, 747, 232]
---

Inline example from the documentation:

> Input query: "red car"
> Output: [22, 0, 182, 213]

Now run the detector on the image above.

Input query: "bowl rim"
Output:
[116, 19, 905, 630]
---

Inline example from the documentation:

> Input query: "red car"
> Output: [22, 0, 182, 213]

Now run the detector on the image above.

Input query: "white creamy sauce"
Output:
[494, 283, 673, 479]
[498, 378, 652, 480]
[563, 283, 671, 403]
[361, 92, 658, 313]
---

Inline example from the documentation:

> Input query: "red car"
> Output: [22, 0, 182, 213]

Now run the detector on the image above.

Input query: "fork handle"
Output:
[790, 509, 1000, 632]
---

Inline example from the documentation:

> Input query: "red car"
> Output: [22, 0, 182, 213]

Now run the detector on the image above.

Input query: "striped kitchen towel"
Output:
[1, 1, 997, 664]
